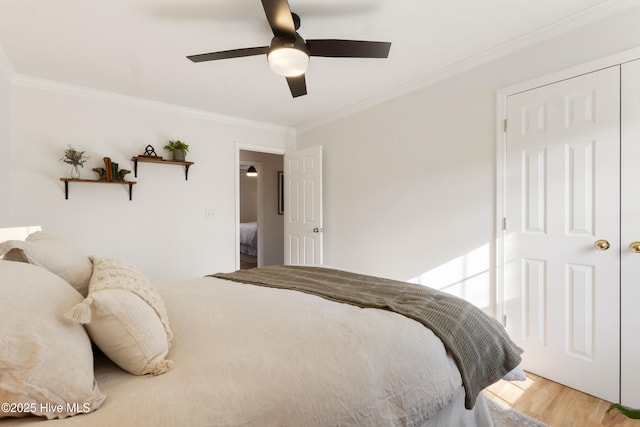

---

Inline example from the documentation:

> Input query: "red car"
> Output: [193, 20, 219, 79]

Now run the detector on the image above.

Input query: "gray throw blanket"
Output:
[211, 265, 523, 409]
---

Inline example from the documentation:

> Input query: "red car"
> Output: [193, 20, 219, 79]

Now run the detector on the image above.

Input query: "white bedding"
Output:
[3, 275, 493, 426]
[240, 221, 258, 256]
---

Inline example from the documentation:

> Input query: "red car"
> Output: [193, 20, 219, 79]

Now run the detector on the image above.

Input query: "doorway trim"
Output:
[235, 143, 286, 270]
[494, 45, 640, 323]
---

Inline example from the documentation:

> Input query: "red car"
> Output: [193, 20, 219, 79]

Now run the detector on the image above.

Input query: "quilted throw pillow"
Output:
[65, 256, 174, 376]
[0, 261, 105, 419]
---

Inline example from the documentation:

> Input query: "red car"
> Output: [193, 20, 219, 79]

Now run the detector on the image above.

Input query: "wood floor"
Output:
[484, 372, 638, 426]
[239, 253, 257, 270]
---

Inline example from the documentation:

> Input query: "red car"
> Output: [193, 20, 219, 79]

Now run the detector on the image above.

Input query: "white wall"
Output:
[0, 46, 12, 222]
[297, 5, 640, 311]
[6, 81, 293, 281]
[239, 171, 257, 223]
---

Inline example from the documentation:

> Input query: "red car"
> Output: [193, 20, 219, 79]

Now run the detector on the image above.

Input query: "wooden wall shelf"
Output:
[60, 178, 137, 200]
[131, 156, 194, 180]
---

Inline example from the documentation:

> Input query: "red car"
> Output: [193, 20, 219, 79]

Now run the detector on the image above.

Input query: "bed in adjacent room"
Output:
[240, 221, 258, 268]
[0, 227, 523, 426]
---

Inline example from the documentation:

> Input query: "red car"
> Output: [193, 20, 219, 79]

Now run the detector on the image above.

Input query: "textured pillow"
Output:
[0, 261, 105, 419]
[65, 256, 173, 376]
[0, 231, 93, 296]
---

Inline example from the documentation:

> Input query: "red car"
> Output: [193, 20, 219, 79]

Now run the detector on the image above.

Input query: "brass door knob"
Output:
[595, 239, 611, 251]
[630, 242, 640, 253]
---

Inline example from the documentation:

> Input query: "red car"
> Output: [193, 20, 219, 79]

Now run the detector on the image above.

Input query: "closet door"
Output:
[621, 59, 640, 408]
[504, 66, 621, 402]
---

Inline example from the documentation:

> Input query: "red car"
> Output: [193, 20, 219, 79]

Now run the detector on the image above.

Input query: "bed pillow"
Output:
[65, 256, 174, 376]
[0, 260, 105, 419]
[0, 231, 93, 296]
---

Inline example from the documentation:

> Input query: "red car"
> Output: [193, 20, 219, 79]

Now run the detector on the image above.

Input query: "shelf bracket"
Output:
[184, 164, 191, 180]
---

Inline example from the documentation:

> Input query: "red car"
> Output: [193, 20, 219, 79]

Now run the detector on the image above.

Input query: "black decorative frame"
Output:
[278, 171, 284, 215]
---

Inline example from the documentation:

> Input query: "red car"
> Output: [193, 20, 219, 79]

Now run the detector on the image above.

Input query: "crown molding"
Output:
[11, 74, 294, 134]
[296, 0, 640, 135]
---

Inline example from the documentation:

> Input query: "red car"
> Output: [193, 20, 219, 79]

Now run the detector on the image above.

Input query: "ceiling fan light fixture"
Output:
[268, 47, 309, 77]
[267, 36, 309, 77]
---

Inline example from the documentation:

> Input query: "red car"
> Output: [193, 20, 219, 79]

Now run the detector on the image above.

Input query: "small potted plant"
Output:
[163, 140, 189, 161]
[60, 145, 90, 179]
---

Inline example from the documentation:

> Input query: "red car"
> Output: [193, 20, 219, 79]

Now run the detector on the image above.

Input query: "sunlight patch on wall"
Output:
[409, 243, 490, 312]
[0, 225, 41, 241]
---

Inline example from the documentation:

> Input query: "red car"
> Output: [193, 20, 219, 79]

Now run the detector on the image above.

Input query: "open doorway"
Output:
[237, 148, 284, 269]
[239, 162, 259, 269]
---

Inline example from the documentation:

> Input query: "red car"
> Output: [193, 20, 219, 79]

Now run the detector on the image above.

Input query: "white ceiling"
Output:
[0, 0, 634, 130]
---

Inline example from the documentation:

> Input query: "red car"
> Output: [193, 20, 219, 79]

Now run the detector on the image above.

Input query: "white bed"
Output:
[0, 227, 522, 426]
[240, 221, 258, 257]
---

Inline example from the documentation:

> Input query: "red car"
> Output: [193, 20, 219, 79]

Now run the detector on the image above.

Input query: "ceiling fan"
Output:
[186, 0, 391, 98]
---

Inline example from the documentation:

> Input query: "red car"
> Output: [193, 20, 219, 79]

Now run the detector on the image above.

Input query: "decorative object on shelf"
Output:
[140, 144, 161, 159]
[117, 169, 131, 181]
[163, 140, 189, 162]
[278, 171, 284, 215]
[103, 157, 113, 181]
[60, 145, 90, 179]
[131, 156, 194, 181]
[93, 167, 107, 180]
[102, 157, 127, 181]
[70, 165, 80, 179]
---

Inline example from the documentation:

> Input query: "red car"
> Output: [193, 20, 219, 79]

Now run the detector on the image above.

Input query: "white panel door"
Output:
[504, 66, 621, 402]
[621, 59, 640, 408]
[284, 146, 323, 265]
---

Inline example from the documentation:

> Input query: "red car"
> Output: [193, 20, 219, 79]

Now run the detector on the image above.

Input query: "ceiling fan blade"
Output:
[187, 46, 268, 63]
[261, 0, 296, 38]
[286, 75, 307, 98]
[306, 39, 391, 58]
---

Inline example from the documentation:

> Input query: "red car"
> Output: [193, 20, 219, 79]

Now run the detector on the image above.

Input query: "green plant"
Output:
[608, 403, 640, 419]
[163, 140, 189, 153]
[60, 145, 90, 167]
